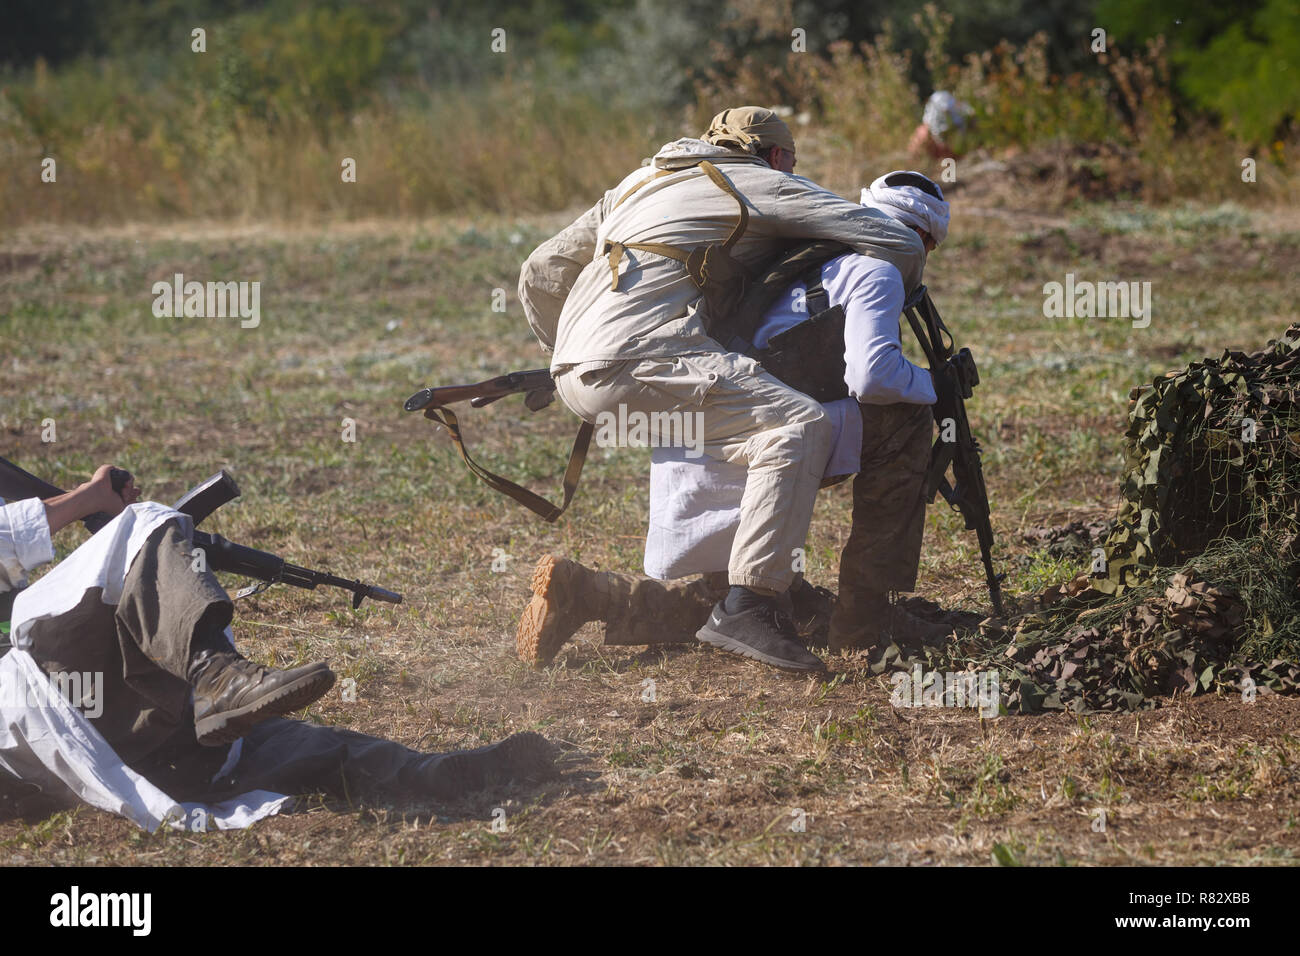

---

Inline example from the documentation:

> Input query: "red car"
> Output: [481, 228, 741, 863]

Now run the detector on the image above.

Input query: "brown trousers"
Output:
[827, 402, 933, 644]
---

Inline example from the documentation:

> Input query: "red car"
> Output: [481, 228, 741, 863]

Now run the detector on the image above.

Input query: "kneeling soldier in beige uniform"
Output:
[518, 172, 953, 667]
[516, 108, 928, 673]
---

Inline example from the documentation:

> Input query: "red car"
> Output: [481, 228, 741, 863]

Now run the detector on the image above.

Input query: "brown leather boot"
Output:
[191, 651, 335, 747]
[516, 555, 609, 667]
[828, 591, 950, 654]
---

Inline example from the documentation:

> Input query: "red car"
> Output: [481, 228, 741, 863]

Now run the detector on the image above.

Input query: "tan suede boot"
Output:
[516, 555, 609, 667]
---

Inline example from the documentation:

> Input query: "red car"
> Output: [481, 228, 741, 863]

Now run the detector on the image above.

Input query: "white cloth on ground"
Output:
[0, 500, 290, 831]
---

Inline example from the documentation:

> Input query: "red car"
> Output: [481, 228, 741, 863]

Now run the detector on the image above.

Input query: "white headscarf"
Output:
[922, 91, 971, 139]
[859, 171, 950, 246]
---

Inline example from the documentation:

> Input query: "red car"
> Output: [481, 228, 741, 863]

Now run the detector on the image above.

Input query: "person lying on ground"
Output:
[0, 465, 553, 829]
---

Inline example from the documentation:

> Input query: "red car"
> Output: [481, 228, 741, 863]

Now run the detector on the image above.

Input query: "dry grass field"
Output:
[2, 161, 1298, 865]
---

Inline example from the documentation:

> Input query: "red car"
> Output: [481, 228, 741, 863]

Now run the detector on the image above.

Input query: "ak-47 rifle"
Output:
[901, 286, 1005, 617]
[0, 456, 402, 612]
[404, 369, 592, 522]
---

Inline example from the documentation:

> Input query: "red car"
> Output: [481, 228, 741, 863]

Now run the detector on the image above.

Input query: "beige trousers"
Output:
[556, 348, 832, 591]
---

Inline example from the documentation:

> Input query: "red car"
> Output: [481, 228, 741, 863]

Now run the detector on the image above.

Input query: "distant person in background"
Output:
[909, 91, 973, 161]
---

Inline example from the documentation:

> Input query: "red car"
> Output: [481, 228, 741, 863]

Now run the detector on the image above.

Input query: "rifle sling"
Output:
[423, 404, 593, 523]
[904, 301, 941, 368]
[906, 291, 955, 505]
[603, 160, 748, 292]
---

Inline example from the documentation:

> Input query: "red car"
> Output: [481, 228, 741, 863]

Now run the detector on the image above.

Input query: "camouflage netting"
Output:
[873, 326, 1300, 713]
[1101, 323, 1300, 592]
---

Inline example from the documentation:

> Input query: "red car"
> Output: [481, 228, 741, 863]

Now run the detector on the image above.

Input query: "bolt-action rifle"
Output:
[0, 457, 403, 615]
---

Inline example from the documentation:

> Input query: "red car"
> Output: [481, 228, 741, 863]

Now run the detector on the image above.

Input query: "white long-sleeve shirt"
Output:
[645, 252, 935, 579]
[755, 252, 936, 406]
[0, 497, 55, 595]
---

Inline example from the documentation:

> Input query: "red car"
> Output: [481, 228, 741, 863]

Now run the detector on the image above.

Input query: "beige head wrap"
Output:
[702, 106, 796, 156]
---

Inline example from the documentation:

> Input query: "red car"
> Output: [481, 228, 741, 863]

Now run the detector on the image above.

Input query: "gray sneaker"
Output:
[696, 599, 827, 674]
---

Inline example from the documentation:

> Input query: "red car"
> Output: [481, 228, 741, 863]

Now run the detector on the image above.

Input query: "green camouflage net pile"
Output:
[873, 326, 1300, 713]
[1100, 323, 1300, 592]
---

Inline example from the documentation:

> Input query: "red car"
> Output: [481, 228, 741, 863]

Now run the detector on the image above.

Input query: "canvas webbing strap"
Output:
[603, 239, 689, 290]
[612, 168, 678, 211]
[802, 268, 831, 318]
[603, 160, 749, 291]
[422, 404, 594, 523]
[699, 160, 750, 251]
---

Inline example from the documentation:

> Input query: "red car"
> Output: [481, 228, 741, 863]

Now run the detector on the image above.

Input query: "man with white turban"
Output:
[518, 171, 953, 664]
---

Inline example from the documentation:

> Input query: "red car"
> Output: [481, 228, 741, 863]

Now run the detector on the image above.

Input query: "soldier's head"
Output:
[702, 106, 796, 173]
[860, 171, 949, 253]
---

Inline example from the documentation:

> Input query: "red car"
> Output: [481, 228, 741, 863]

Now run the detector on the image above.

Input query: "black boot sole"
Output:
[421, 732, 557, 800]
[195, 666, 336, 748]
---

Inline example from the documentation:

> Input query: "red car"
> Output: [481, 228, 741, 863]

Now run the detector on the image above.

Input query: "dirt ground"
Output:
[6, 666, 1299, 866]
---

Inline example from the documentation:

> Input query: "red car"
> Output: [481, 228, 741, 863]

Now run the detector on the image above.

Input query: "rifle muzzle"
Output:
[404, 388, 434, 413]
[366, 586, 403, 605]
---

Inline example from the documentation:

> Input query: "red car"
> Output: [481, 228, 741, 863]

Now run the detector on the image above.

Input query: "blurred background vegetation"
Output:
[2, 0, 1296, 223]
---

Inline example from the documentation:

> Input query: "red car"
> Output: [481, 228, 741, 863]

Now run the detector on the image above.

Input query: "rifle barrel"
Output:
[195, 533, 403, 608]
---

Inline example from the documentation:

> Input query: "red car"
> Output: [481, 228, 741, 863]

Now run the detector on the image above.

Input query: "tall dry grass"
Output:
[694, 6, 1296, 206]
[1, 67, 674, 225]
[1, 4, 1294, 225]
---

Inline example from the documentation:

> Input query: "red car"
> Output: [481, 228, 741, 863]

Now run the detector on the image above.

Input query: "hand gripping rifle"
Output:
[404, 369, 593, 522]
[0, 456, 402, 611]
[902, 286, 1005, 617]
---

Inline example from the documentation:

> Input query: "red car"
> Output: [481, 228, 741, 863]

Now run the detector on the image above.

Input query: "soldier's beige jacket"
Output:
[519, 138, 926, 369]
